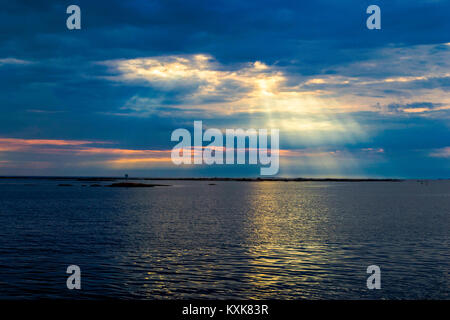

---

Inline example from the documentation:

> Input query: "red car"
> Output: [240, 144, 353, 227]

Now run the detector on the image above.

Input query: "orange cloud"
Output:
[0, 137, 388, 172]
[429, 147, 450, 158]
[0, 138, 106, 148]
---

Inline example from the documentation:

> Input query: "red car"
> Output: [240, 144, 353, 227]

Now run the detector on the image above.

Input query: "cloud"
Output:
[101, 53, 361, 137]
[0, 0, 449, 177]
[100, 41, 449, 119]
[0, 138, 106, 149]
[0, 137, 174, 171]
[0, 58, 32, 66]
[429, 147, 450, 158]
[101, 54, 282, 110]
[0, 135, 390, 176]
[379, 102, 450, 115]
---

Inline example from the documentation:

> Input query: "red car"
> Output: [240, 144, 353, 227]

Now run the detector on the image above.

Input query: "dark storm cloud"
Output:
[2, 0, 449, 62]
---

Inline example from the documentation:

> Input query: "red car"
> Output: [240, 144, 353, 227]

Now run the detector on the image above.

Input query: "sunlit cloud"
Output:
[102, 54, 335, 117]
[100, 43, 449, 145]
[101, 54, 370, 146]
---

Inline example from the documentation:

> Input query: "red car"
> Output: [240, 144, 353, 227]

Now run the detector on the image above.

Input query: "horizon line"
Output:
[0, 175, 449, 181]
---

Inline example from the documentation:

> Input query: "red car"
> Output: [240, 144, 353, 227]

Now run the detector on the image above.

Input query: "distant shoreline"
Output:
[0, 176, 438, 182]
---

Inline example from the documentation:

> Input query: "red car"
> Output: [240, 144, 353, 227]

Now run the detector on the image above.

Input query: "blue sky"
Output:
[0, 0, 449, 178]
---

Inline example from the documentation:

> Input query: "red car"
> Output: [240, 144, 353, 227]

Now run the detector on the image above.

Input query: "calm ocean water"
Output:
[0, 179, 448, 299]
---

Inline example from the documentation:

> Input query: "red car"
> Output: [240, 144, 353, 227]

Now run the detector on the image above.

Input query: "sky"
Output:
[0, 0, 449, 178]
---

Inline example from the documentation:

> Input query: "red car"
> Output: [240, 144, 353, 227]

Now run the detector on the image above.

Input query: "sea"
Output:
[0, 178, 448, 299]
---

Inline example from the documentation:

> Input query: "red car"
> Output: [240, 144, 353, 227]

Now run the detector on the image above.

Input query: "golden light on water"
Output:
[242, 182, 351, 299]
